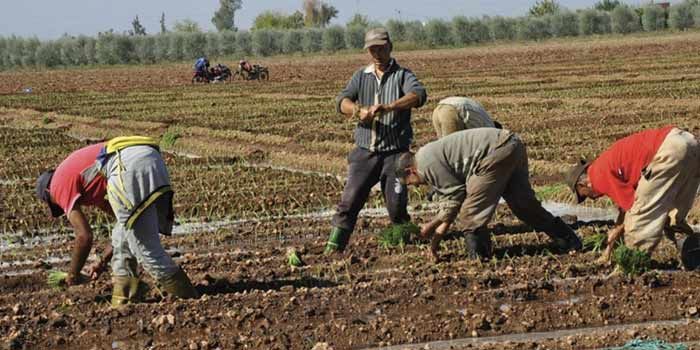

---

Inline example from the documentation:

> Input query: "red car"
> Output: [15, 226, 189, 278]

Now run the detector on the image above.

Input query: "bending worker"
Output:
[35, 136, 199, 306]
[325, 27, 427, 253]
[395, 128, 582, 261]
[566, 126, 700, 269]
[432, 96, 499, 138]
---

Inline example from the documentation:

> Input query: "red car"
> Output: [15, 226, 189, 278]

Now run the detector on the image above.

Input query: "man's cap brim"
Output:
[364, 39, 389, 49]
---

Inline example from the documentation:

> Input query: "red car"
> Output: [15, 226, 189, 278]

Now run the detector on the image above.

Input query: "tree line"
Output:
[1, 0, 700, 70]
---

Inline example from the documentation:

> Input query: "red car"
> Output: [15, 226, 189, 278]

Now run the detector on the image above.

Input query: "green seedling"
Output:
[47, 270, 68, 289]
[378, 223, 420, 249]
[613, 245, 651, 276]
[583, 233, 607, 253]
[160, 128, 181, 148]
[287, 248, 304, 267]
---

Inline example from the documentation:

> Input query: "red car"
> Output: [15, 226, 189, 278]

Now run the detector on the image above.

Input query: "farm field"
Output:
[2, 31, 700, 349]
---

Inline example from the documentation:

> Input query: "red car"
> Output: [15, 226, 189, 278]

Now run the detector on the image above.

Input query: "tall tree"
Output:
[212, 0, 243, 32]
[131, 15, 147, 36]
[303, 0, 338, 28]
[160, 12, 167, 33]
[528, 0, 560, 17]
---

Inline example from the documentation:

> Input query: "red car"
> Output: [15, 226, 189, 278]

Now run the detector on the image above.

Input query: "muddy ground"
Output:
[2, 206, 699, 350]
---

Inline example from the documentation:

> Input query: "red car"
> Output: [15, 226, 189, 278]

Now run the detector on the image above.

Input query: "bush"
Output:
[578, 9, 611, 35]
[236, 31, 253, 56]
[692, 5, 700, 28]
[182, 32, 206, 59]
[282, 30, 304, 54]
[516, 16, 551, 40]
[302, 29, 323, 53]
[57, 37, 83, 66]
[669, 2, 694, 30]
[386, 19, 407, 42]
[167, 33, 185, 61]
[424, 19, 453, 47]
[96, 32, 119, 65]
[22, 37, 40, 67]
[345, 25, 365, 49]
[488, 16, 518, 40]
[549, 11, 579, 37]
[205, 32, 221, 57]
[404, 20, 427, 45]
[0, 38, 7, 69]
[642, 4, 667, 31]
[452, 16, 490, 45]
[252, 29, 275, 56]
[35, 41, 62, 67]
[322, 26, 346, 52]
[220, 30, 237, 56]
[134, 35, 156, 63]
[82, 37, 97, 65]
[611, 5, 641, 34]
[154, 34, 171, 62]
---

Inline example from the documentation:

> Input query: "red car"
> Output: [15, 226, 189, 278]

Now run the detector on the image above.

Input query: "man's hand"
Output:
[86, 261, 107, 280]
[368, 104, 393, 118]
[420, 223, 437, 240]
[597, 224, 624, 265]
[358, 107, 374, 123]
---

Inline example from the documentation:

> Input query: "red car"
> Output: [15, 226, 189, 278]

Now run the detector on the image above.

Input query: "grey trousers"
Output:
[106, 146, 178, 280]
[457, 136, 556, 233]
[331, 147, 410, 231]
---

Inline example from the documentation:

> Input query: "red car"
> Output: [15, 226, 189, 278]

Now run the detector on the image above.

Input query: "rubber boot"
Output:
[541, 217, 583, 252]
[111, 276, 149, 307]
[324, 227, 352, 254]
[158, 268, 199, 299]
[464, 228, 492, 260]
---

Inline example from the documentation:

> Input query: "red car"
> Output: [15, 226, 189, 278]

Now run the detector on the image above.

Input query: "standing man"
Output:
[432, 97, 498, 138]
[325, 28, 427, 253]
[36, 136, 199, 306]
[566, 126, 700, 269]
[396, 128, 582, 261]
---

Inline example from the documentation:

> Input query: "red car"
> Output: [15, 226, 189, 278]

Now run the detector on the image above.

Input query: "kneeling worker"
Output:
[566, 126, 700, 269]
[396, 128, 582, 261]
[36, 136, 199, 306]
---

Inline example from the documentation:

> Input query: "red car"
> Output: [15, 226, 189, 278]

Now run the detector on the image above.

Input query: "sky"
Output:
[0, 0, 661, 39]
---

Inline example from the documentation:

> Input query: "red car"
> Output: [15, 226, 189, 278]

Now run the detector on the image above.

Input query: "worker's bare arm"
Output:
[67, 207, 94, 285]
[598, 209, 626, 264]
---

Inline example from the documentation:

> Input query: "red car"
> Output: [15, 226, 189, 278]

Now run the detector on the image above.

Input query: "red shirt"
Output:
[50, 142, 108, 215]
[587, 126, 674, 211]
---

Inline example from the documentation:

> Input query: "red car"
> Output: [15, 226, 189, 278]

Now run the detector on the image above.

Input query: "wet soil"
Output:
[2, 207, 699, 350]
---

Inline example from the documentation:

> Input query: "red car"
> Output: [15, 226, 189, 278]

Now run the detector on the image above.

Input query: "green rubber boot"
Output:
[324, 227, 352, 254]
[158, 268, 199, 299]
[111, 276, 149, 307]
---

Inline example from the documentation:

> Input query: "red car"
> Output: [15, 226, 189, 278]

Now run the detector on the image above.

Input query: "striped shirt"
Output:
[416, 128, 514, 223]
[336, 59, 427, 153]
[438, 97, 495, 129]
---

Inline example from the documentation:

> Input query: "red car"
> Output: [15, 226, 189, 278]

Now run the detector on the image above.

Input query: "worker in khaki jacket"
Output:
[566, 126, 700, 269]
[432, 96, 500, 138]
[36, 136, 199, 306]
[396, 128, 582, 261]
